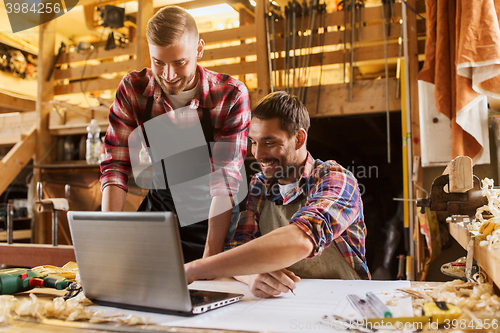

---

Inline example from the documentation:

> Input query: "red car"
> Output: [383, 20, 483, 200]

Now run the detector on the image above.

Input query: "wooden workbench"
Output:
[449, 222, 500, 289]
[1, 280, 498, 333]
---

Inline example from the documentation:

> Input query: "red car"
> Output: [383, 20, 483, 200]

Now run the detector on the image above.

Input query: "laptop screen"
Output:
[68, 211, 193, 313]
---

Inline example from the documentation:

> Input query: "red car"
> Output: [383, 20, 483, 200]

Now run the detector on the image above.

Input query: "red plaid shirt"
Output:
[100, 65, 251, 196]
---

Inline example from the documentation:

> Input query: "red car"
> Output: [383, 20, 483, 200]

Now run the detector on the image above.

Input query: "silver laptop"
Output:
[67, 211, 243, 315]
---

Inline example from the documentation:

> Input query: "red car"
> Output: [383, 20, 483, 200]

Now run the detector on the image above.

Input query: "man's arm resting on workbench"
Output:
[101, 185, 127, 211]
[185, 224, 313, 286]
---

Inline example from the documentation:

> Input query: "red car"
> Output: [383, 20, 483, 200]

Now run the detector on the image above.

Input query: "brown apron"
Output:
[259, 191, 360, 280]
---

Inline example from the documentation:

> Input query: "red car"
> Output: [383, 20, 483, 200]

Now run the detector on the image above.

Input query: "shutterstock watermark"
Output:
[3, 0, 79, 33]
[129, 110, 248, 227]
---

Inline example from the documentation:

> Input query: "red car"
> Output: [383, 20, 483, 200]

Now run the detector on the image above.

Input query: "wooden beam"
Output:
[201, 24, 256, 44]
[54, 77, 123, 95]
[203, 43, 256, 61]
[0, 127, 36, 196]
[304, 78, 401, 117]
[255, 0, 270, 99]
[35, 20, 57, 244]
[0, 244, 75, 267]
[136, 0, 154, 70]
[204, 61, 256, 77]
[0, 230, 32, 241]
[54, 59, 137, 80]
[0, 92, 36, 112]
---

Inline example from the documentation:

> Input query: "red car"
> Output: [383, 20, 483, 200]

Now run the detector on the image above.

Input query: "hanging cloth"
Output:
[418, 0, 500, 166]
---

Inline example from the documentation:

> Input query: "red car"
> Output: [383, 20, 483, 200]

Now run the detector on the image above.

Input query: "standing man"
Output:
[100, 6, 251, 262]
[185, 91, 370, 297]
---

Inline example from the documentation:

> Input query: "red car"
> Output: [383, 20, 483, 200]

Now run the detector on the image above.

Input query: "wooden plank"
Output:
[0, 92, 36, 112]
[442, 156, 473, 193]
[201, 24, 256, 44]
[136, 0, 154, 70]
[49, 120, 110, 136]
[0, 244, 75, 267]
[54, 77, 123, 95]
[0, 127, 36, 196]
[0, 134, 21, 145]
[0, 111, 36, 128]
[449, 222, 500, 289]
[203, 43, 256, 61]
[0, 230, 32, 241]
[304, 78, 401, 117]
[270, 25, 402, 54]
[56, 42, 136, 65]
[322, 4, 403, 28]
[54, 60, 137, 80]
[204, 61, 256, 77]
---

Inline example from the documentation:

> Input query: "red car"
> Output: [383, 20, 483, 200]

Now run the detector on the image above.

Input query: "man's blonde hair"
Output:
[146, 6, 199, 47]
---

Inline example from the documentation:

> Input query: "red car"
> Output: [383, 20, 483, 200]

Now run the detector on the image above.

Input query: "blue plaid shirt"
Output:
[226, 152, 370, 279]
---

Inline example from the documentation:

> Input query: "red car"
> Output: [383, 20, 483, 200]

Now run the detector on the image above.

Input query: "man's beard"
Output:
[154, 69, 196, 96]
[260, 156, 298, 181]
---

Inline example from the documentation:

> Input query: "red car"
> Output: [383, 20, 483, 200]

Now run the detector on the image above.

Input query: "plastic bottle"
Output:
[86, 119, 101, 164]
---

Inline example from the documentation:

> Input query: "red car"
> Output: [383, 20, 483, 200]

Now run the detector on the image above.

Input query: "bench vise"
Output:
[416, 174, 487, 217]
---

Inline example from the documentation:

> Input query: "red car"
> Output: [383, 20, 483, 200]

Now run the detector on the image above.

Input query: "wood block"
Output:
[442, 156, 473, 193]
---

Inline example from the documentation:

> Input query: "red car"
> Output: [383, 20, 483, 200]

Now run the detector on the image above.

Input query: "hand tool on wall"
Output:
[356, 0, 364, 46]
[299, 0, 319, 103]
[298, 0, 310, 94]
[46, 42, 66, 82]
[315, 2, 327, 114]
[284, 4, 290, 92]
[341, 0, 348, 84]
[0, 267, 81, 299]
[349, 0, 355, 102]
[265, 1, 274, 92]
[291, 0, 297, 95]
[298, 0, 307, 91]
[270, 4, 279, 91]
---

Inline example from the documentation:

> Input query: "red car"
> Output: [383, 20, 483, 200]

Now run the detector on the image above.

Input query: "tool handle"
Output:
[366, 292, 393, 318]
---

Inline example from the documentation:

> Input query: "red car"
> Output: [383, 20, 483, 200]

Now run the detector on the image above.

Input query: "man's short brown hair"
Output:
[252, 91, 310, 137]
[147, 6, 199, 47]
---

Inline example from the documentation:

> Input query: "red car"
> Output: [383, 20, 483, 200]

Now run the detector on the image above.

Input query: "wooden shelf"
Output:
[449, 222, 500, 289]
[0, 230, 32, 242]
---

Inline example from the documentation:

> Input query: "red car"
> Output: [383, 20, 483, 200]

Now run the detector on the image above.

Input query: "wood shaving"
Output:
[31, 262, 80, 281]
[475, 178, 500, 222]
[399, 280, 500, 314]
[386, 299, 398, 306]
[0, 293, 150, 326]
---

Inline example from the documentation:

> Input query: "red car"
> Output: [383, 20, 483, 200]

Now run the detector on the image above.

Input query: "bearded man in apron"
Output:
[100, 6, 251, 262]
[185, 91, 370, 297]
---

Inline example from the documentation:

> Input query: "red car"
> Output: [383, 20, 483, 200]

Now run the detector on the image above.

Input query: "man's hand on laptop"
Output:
[237, 269, 300, 298]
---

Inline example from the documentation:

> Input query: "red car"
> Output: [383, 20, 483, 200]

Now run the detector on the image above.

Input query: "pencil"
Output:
[283, 283, 296, 295]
